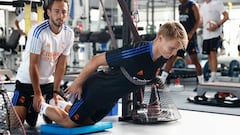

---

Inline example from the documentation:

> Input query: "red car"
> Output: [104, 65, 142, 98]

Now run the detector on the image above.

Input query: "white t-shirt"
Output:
[16, 20, 74, 84]
[200, 0, 225, 40]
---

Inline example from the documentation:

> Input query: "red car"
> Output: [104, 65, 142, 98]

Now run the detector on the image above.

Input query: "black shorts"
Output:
[68, 70, 136, 124]
[12, 80, 54, 108]
[177, 39, 199, 57]
[202, 36, 220, 54]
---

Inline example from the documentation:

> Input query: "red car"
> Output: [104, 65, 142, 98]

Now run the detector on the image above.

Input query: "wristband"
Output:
[53, 90, 67, 100]
[53, 90, 60, 94]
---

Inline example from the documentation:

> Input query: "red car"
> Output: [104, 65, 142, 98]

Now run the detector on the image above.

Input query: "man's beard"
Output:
[51, 18, 63, 28]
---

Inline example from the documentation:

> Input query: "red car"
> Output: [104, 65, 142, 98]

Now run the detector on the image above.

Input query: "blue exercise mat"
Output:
[40, 122, 113, 135]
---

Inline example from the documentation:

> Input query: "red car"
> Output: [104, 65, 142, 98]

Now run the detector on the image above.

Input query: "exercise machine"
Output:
[0, 28, 21, 71]
[203, 56, 240, 81]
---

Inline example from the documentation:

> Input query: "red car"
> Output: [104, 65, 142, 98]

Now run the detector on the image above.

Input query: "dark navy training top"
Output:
[179, 0, 197, 41]
[106, 41, 167, 81]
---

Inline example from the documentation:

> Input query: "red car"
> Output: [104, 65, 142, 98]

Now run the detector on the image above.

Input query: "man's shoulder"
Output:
[31, 21, 49, 35]
[34, 20, 49, 30]
[132, 41, 150, 47]
[187, 0, 197, 7]
[63, 24, 74, 33]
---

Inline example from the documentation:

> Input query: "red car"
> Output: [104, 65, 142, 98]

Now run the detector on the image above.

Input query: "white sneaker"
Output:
[208, 77, 218, 82]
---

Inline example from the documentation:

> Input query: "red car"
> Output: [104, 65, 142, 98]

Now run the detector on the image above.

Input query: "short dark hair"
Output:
[47, 0, 69, 10]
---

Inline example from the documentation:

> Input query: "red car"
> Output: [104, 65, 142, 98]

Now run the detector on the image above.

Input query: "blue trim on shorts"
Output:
[149, 41, 153, 59]
[68, 98, 84, 117]
[12, 90, 19, 105]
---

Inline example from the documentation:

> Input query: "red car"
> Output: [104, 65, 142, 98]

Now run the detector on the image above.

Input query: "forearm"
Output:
[218, 11, 229, 27]
[15, 20, 25, 35]
[74, 58, 99, 86]
[54, 55, 67, 90]
[15, 20, 21, 31]
[29, 53, 42, 95]
[74, 53, 107, 87]
[29, 63, 42, 95]
[190, 22, 199, 36]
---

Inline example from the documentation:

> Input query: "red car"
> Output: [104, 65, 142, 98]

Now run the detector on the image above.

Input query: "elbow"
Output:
[223, 12, 229, 21]
[90, 53, 107, 67]
[226, 15, 229, 21]
[224, 14, 229, 21]
[15, 20, 18, 25]
[87, 55, 101, 70]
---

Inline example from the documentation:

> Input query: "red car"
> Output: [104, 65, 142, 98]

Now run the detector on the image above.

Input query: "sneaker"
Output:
[215, 92, 238, 101]
[225, 95, 238, 101]
[208, 77, 218, 83]
[26, 103, 38, 127]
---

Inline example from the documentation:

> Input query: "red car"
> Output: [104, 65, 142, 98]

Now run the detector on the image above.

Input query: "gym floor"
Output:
[21, 78, 239, 135]
[30, 105, 240, 135]
[27, 107, 239, 135]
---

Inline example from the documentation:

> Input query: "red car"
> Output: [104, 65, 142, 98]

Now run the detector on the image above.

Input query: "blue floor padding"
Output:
[40, 122, 112, 135]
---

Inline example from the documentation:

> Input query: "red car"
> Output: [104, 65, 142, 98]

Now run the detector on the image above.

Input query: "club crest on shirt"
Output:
[45, 43, 51, 49]
[19, 96, 25, 104]
[137, 70, 144, 76]
[61, 42, 65, 50]
[73, 114, 80, 120]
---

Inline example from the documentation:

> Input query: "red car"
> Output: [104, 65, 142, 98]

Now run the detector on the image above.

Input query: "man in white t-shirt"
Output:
[200, 0, 228, 82]
[11, 0, 74, 127]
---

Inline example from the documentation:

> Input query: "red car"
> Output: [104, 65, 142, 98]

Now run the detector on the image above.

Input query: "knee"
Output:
[53, 107, 68, 119]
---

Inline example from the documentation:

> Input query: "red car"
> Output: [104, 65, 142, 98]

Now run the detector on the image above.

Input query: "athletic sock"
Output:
[49, 98, 71, 111]
[40, 102, 50, 115]
[160, 71, 169, 84]
[208, 72, 217, 82]
[211, 72, 216, 78]
[211, 72, 217, 81]
[197, 75, 204, 84]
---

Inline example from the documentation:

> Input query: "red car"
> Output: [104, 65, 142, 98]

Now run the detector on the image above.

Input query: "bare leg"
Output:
[43, 103, 94, 128]
[9, 106, 26, 129]
[189, 53, 202, 75]
[209, 51, 217, 72]
[45, 105, 78, 128]
[207, 51, 218, 82]
[14, 106, 26, 124]
[164, 55, 177, 73]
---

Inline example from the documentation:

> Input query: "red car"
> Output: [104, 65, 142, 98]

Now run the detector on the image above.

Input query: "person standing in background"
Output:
[15, 3, 39, 36]
[200, 0, 229, 82]
[161, 0, 203, 84]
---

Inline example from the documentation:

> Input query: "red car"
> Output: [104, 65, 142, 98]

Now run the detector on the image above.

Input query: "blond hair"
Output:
[157, 22, 188, 50]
